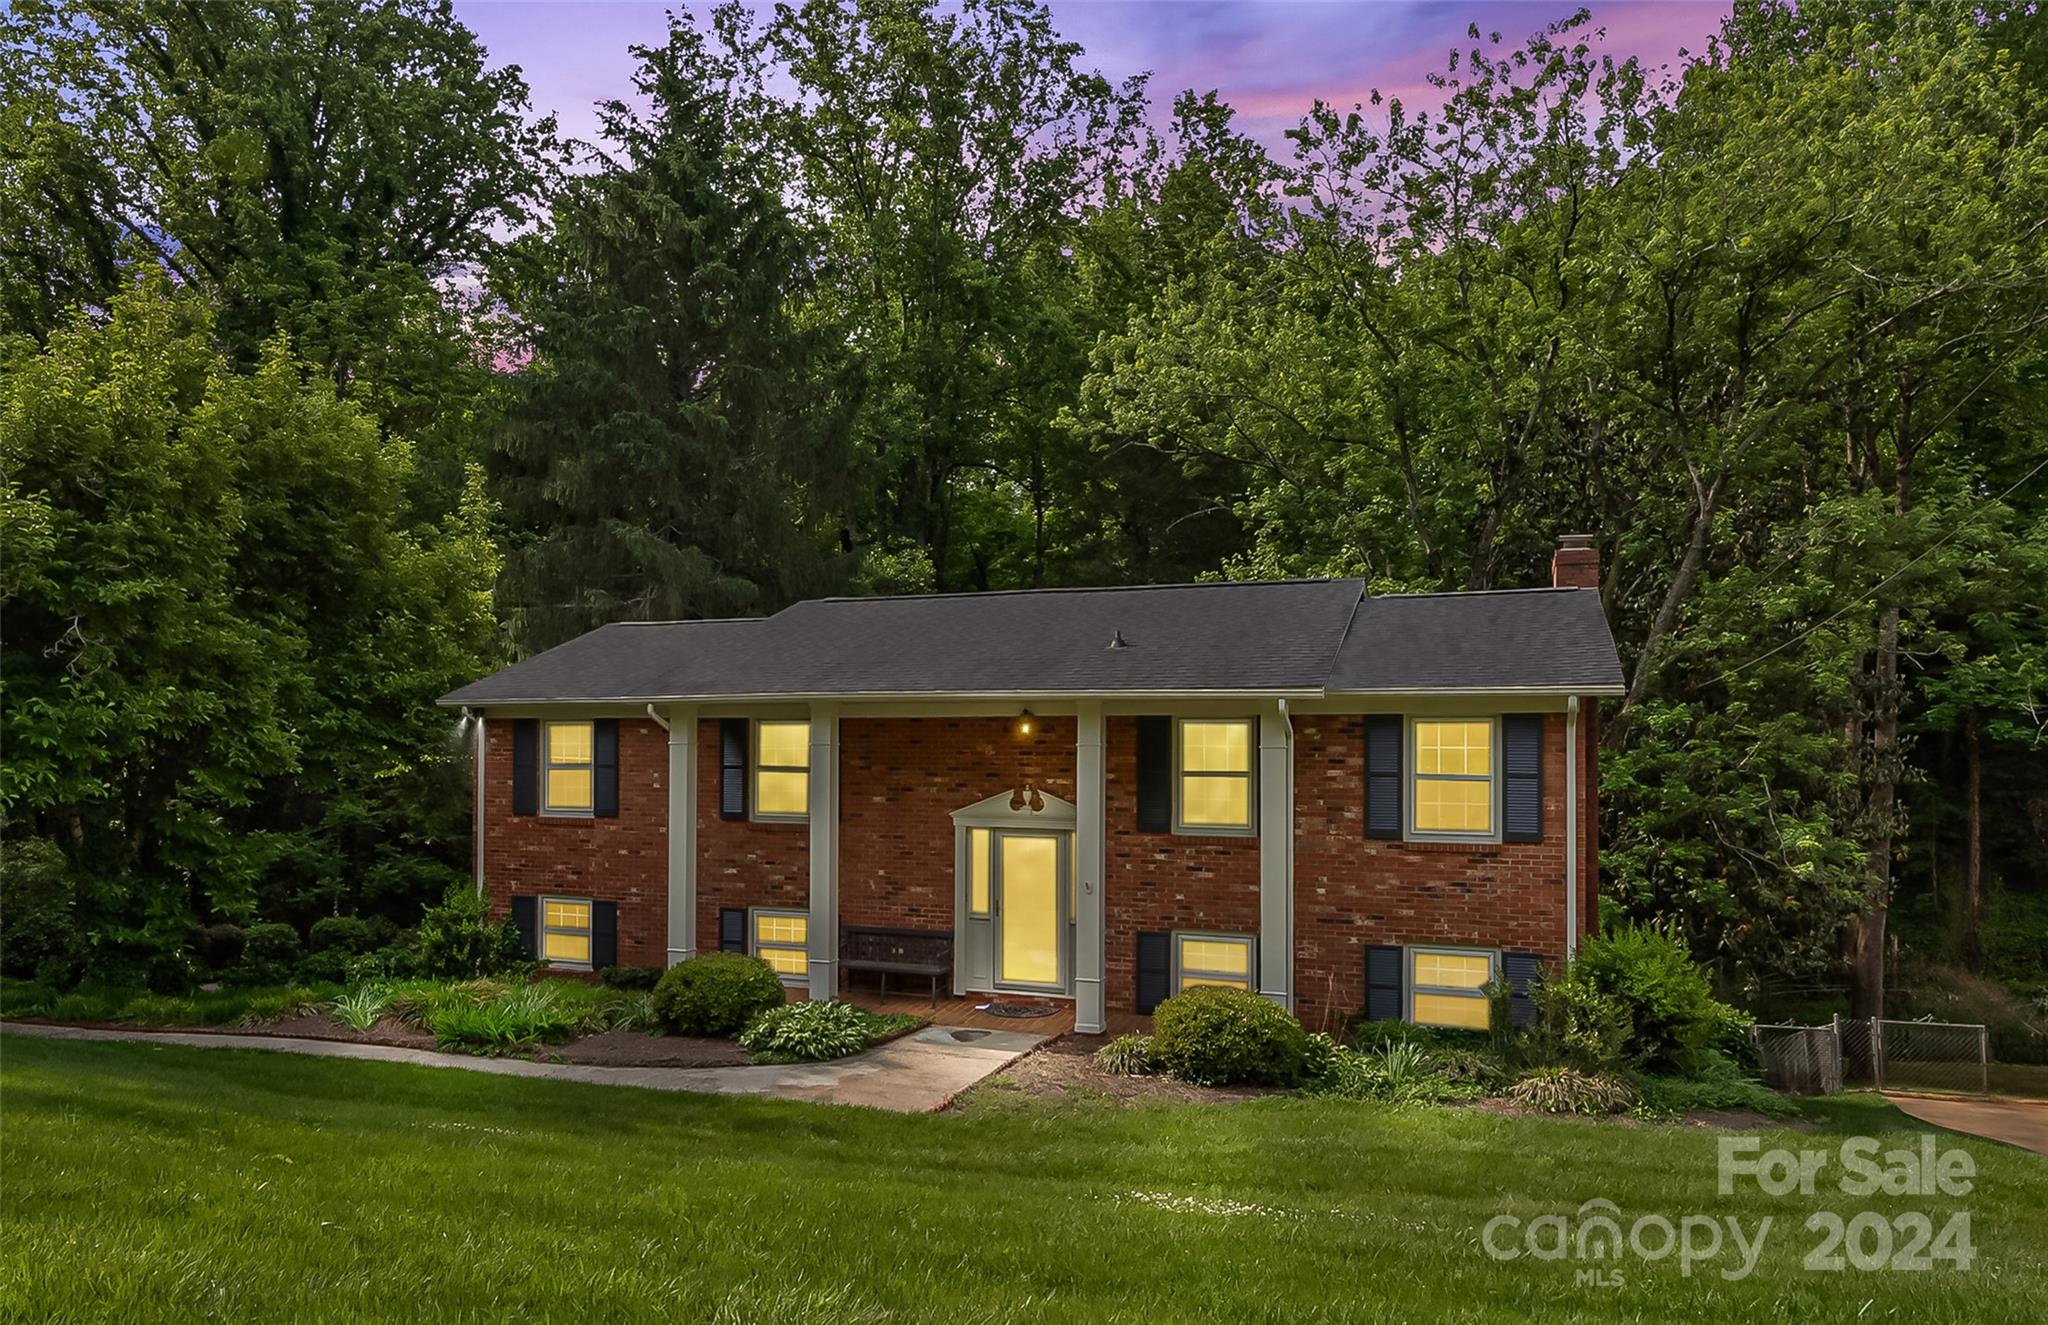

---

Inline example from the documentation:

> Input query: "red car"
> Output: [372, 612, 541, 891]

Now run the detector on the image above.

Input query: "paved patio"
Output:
[0, 1022, 1044, 1113]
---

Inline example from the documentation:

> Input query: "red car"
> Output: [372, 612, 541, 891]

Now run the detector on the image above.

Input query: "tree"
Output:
[0, 276, 498, 971]
[491, 16, 850, 650]
[2, 0, 557, 514]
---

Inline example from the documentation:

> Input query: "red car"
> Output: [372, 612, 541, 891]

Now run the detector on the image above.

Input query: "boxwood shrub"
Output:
[1150, 986, 1309, 1086]
[652, 953, 787, 1037]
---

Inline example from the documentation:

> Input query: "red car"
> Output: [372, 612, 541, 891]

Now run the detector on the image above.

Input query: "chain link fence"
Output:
[1754, 1017, 1989, 1096]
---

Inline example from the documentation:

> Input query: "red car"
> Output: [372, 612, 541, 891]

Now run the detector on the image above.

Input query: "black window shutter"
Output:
[1502, 714, 1543, 843]
[591, 901, 619, 969]
[510, 896, 538, 958]
[1364, 943, 1404, 1021]
[1135, 931, 1171, 1013]
[1364, 716, 1402, 838]
[512, 719, 539, 816]
[718, 907, 747, 954]
[1135, 716, 1171, 833]
[1502, 951, 1544, 1027]
[593, 719, 620, 818]
[719, 719, 748, 820]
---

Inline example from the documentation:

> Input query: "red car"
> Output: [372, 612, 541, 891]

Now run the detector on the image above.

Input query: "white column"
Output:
[806, 703, 840, 998]
[665, 704, 698, 966]
[1074, 701, 1107, 1033]
[1257, 699, 1295, 1009]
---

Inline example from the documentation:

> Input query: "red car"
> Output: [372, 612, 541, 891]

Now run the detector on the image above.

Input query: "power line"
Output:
[1713, 451, 2048, 685]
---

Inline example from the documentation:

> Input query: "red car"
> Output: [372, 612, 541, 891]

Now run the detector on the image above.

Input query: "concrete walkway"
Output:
[0, 1022, 1044, 1113]
[1886, 1093, 2048, 1156]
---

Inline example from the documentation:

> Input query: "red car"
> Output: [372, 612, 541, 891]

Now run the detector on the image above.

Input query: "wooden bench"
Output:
[840, 927, 953, 1007]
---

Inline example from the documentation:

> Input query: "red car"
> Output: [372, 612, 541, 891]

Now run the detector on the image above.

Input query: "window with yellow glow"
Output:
[541, 897, 592, 966]
[752, 908, 808, 982]
[1175, 932, 1254, 993]
[1412, 720, 1495, 836]
[542, 721, 594, 815]
[1409, 946, 1493, 1029]
[754, 721, 810, 820]
[969, 828, 992, 916]
[1177, 719, 1253, 831]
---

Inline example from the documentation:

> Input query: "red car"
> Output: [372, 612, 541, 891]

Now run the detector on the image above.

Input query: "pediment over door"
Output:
[948, 789, 1076, 831]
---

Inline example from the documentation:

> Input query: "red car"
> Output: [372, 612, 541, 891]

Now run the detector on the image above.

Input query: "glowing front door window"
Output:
[998, 834, 1060, 987]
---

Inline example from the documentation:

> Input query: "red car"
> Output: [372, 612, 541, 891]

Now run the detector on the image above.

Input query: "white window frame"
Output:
[1173, 717, 1256, 836]
[541, 720, 595, 818]
[1405, 945, 1497, 1029]
[1407, 716, 1502, 843]
[750, 906, 809, 986]
[540, 895, 594, 969]
[752, 720, 810, 823]
[1172, 931, 1256, 994]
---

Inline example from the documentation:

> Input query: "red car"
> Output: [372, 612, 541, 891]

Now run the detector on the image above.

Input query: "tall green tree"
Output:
[491, 16, 849, 650]
[1, 0, 557, 514]
[0, 276, 499, 974]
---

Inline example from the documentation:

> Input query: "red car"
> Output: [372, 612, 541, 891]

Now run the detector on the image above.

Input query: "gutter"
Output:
[464, 707, 485, 898]
[1565, 696, 1580, 959]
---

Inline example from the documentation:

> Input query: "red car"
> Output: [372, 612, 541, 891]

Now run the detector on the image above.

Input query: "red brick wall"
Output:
[696, 718, 810, 950]
[479, 717, 670, 968]
[1102, 715, 1263, 1014]
[1290, 709, 1599, 1031]
[840, 716, 1076, 932]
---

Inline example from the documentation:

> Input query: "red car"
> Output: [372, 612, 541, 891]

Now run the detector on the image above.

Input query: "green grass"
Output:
[1, 980, 338, 1027]
[2, 1037, 2043, 1323]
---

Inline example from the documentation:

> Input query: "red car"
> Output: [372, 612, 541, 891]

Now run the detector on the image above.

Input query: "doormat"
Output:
[978, 1001, 1060, 1020]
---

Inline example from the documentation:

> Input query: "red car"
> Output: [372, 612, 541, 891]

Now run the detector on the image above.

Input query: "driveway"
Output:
[0, 1022, 1042, 1113]
[1885, 1093, 2048, 1156]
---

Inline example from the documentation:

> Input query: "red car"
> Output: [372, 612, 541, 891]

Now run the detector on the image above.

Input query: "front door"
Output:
[994, 831, 1066, 992]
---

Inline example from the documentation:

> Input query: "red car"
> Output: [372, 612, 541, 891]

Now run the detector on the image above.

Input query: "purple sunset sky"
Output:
[454, 1, 1734, 154]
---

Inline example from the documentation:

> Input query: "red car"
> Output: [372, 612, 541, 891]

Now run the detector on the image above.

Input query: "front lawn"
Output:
[3, 1036, 2044, 1322]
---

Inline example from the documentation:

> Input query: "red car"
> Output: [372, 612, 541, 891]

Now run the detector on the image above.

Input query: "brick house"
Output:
[441, 536, 1621, 1034]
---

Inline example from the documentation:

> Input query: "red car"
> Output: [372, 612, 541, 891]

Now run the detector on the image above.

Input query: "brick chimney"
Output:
[1552, 533, 1599, 589]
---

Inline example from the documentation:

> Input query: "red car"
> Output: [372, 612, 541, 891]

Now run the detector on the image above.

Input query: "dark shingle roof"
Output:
[1328, 588, 1625, 692]
[440, 580, 1624, 705]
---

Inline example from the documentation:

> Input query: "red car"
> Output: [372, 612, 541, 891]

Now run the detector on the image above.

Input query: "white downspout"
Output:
[1565, 696, 1580, 959]
[466, 707, 485, 898]
[644, 703, 670, 732]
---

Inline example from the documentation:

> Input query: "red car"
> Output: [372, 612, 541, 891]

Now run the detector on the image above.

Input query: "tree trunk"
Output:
[1964, 706, 1983, 972]
[1608, 466, 1724, 747]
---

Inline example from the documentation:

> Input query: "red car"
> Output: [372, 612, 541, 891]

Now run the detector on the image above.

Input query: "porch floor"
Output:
[833, 983, 1151, 1039]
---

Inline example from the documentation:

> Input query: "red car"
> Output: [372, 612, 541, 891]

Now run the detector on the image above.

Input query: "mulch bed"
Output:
[982, 1034, 1275, 1106]
[537, 1030, 749, 1068]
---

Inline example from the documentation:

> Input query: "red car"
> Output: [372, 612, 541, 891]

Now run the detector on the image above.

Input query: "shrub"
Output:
[651, 953, 787, 1038]
[430, 983, 580, 1053]
[1509, 1066, 1636, 1116]
[412, 886, 524, 979]
[0, 977, 55, 1017]
[600, 964, 663, 991]
[1633, 1053, 1795, 1119]
[602, 991, 659, 1033]
[228, 923, 303, 987]
[739, 1000, 875, 1063]
[1573, 926, 1748, 1074]
[1350, 1018, 1490, 1055]
[329, 986, 389, 1031]
[1150, 986, 1309, 1087]
[309, 916, 377, 955]
[235, 986, 330, 1025]
[1093, 1032, 1158, 1076]
[1524, 967, 1633, 1072]
[0, 838, 75, 980]
[190, 923, 247, 974]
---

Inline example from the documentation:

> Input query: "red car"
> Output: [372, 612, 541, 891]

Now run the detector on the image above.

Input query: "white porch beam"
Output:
[806, 703, 841, 998]
[1257, 699, 1295, 1009]
[664, 704, 698, 966]
[1074, 701, 1107, 1033]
